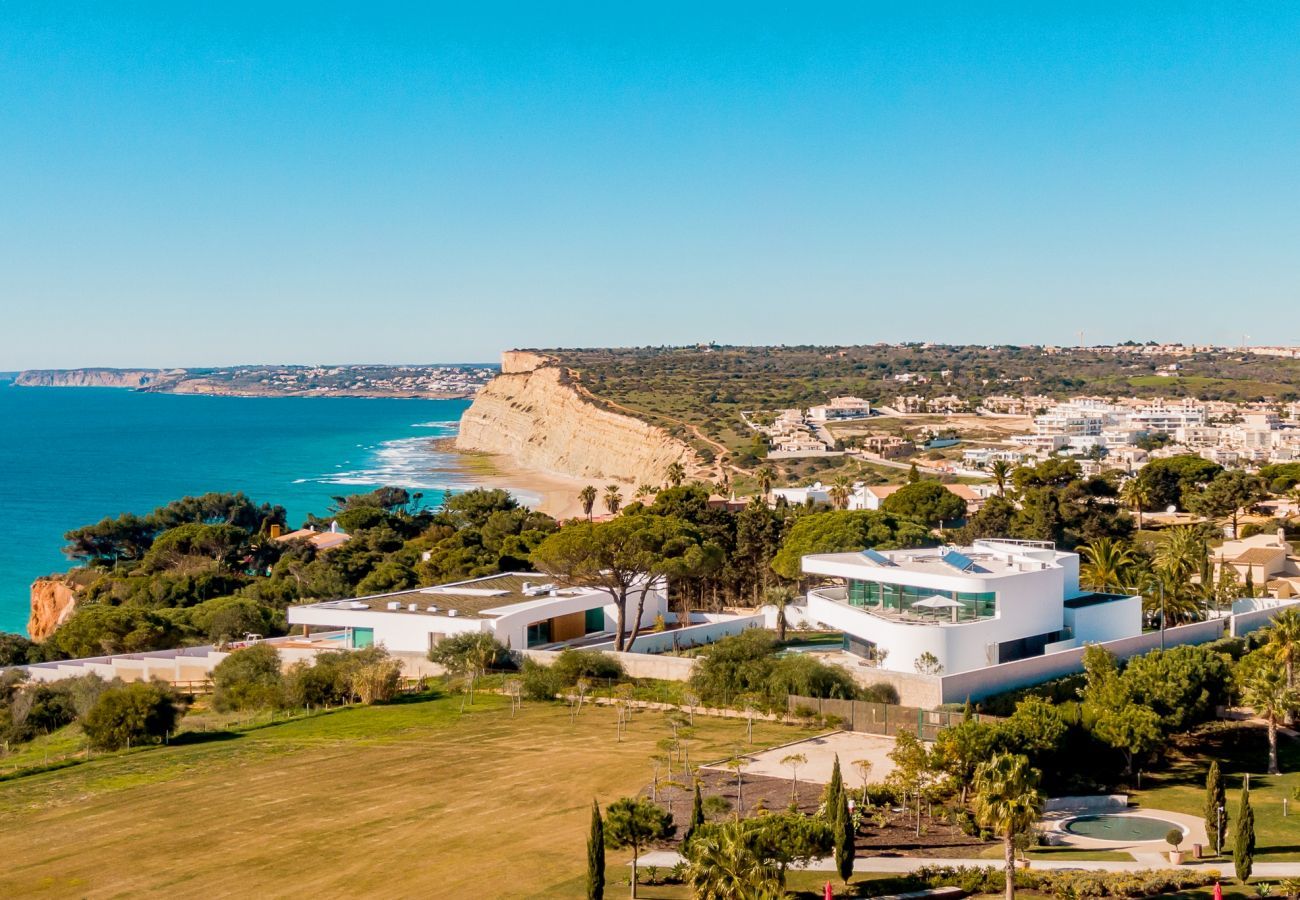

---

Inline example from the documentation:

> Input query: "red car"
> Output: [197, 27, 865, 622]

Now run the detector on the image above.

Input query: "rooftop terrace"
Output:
[302, 572, 596, 620]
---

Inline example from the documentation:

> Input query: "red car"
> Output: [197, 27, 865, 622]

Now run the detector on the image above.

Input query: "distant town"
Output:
[11, 363, 497, 398]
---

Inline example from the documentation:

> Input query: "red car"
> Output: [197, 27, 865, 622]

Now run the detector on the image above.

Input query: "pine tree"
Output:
[587, 799, 605, 900]
[834, 787, 855, 885]
[822, 754, 844, 818]
[683, 783, 704, 846]
[1204, 762, 1227, 855]
[1235, 784, 1255, 883]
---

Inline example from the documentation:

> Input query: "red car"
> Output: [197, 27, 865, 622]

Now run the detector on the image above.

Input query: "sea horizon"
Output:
[0, 381, 479, 635]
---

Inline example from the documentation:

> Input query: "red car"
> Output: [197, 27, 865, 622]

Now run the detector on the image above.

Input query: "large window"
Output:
[351, 627, 374, 649]
[584, 607, 605, 634]
[846, 581, 996, 622]
[526, 620, 551, 647]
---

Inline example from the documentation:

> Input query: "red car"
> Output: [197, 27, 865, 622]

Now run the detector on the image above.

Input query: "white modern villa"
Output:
[287, 572, 669, 654]
[802, 539, 1142, 675]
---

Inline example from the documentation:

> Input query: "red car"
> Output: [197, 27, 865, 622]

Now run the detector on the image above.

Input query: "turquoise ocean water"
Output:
[0, 381, 475, 634]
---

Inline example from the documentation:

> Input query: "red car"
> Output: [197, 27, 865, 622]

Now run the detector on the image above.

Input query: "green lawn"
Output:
[0, 691, 817, 898]
[1132, 721, 1300, 862]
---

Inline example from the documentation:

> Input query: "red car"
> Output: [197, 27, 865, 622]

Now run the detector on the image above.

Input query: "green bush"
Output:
[81, 681, 181, 750]
[548, 649, 624, 685]
[212, 644, 285, 711]
[520, 659, 559, 701]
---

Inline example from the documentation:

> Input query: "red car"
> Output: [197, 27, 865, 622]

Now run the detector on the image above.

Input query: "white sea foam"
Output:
[307, 426, 474, 494]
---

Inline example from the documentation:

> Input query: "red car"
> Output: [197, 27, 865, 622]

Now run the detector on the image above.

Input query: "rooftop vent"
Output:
[408, 603, 418, 612]
[427, 605, 438, 613]
[386, 601, 401, 610]
[447, 609, 458, 617]
[523, 583, 556, 596]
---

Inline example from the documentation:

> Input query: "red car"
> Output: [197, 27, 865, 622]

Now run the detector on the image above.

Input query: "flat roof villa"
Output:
[287, 572, 669, 655]
[802, 539, 1141, 676]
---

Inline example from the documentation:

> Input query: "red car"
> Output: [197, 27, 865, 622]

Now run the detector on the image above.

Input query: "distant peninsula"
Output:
[12, 364, 495, 399]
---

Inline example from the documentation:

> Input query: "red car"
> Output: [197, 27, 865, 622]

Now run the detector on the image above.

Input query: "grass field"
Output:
[1132, 722, 1300, 862]
[0, 691, 816, 898]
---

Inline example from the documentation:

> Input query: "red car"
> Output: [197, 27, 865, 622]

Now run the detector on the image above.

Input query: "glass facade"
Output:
[846, 580, 995, 622]
[351, 627, 374, 649]
[526, 621, 551, 647]
[584, 607, 605, 634]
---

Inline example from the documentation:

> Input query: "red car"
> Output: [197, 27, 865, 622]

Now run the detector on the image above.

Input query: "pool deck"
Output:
[1041, 804, 1208, 855]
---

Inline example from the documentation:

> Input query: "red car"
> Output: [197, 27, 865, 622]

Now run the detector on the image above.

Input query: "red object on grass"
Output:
[1213, 882, 1223, 900]
[824, 882, 834, 900]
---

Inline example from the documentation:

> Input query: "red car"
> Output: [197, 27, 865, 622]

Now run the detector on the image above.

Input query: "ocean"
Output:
[0, 381, 475, 635]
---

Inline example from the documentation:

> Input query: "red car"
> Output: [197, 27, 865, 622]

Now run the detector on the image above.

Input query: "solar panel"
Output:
[941, 549, 977, 572]
[860, 548, 895, 567]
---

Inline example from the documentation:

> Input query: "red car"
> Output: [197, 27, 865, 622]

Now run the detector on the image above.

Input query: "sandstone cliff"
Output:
[29, 577, 80, 641]
[457, 361, 695, 486]
[15, 368, 162, 388]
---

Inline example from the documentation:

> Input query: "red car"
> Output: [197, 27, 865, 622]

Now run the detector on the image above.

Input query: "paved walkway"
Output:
[636, 850, 1300, 876]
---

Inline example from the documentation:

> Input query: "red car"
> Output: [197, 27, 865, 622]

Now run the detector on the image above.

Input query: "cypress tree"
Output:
[684, 783, 704, 846]
[1234, 785, 1255, 883]
[823, 754, 844, 818]
[834, 787, 855, 885]
[1204, 762, 1227, 854]
[962, 699, 974, 722]
[587, 799, 605, 900]
[1245, 568, 1255, 599]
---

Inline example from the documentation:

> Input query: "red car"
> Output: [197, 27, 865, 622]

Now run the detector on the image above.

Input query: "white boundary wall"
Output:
[583, 613, 764, 655]
[938, 618, 1226, 703]
[1230, 598, 1300, 638]
[520, 648, 697, 681]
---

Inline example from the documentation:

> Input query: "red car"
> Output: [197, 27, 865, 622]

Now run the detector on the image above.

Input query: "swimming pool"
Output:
[1062, 815, 1182, 843]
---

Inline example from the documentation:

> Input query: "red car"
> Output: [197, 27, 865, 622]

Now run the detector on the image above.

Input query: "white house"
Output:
[802, 539, 1141, 675]
[287, 572, 669, 655]
[807, 396, 871, 422]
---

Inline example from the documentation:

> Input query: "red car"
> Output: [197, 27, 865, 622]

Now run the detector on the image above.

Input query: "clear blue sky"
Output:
[2, 3, 1298, 368]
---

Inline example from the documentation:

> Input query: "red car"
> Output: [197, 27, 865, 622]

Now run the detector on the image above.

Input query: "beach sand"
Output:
[435, 440, 591, 519]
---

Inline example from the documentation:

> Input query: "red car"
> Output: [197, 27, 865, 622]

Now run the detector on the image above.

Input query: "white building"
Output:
[802, 540, 1141, 676]
[807, 396, 871, 422]
[287, 572, 668, 655]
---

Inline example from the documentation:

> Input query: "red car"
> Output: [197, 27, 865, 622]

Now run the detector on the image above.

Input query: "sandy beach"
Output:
[435, 439, 591, 519]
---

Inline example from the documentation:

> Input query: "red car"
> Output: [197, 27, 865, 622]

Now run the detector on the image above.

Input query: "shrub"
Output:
[860, 682, 900, 704]
[520, 659, 559, 701]
[212, 644, 285, 712]
[346, 646, 402, 704]
[81, 681, 181, 750]
[549, 649, 624, 685]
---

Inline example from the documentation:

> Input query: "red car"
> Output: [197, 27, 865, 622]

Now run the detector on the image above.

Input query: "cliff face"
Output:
[29, 577, 79, 641]
[14, 368, 162, 388]
[457, 363, 694, 485]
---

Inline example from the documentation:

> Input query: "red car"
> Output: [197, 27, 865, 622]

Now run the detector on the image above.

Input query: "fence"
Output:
[1230, 598, 1300, 638]
[785, 694, 1000, 741]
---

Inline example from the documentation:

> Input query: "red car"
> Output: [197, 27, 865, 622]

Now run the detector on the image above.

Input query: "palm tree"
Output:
[665, 462, 686, 488]
[1079, 538, 1136, 592]
[1265, 607, 1300, 724]
[685, 826, 778, 900]
[1265, 608, 1300, 691]
[1155, 525, 1208, 582]
[578, 485, 597, 521]
[1240, 658, 1297, 775]
[634, 483, 657, 504]
[828, 474, 854, 511]
[1120, 478, 1151, 529]
[756, 465, 775, 501]
[766, 584, 796, 642]
[603, 485, 623, 516]
[972, 753, 1043, 900]
[990, 460, 1012, 498]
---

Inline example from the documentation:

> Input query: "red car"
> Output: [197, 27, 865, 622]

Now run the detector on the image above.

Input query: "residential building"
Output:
[287, 571, 668, 655]
[1212, 530, 1300, 599]
[807, 396, 871, 422]
[802, 540, 1141, 675]
[273, 521, 351, 552]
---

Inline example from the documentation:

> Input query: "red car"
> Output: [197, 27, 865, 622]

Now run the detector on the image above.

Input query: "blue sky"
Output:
[2, 3, 1298, 368]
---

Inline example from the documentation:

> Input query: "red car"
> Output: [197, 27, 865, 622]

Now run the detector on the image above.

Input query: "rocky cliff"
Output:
[15, 368, 162, 388]
[28, 577, 80, 641]
[457, 360, 695, 486]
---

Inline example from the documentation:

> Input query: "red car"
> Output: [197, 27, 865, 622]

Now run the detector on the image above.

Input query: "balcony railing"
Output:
[809, 586, 994, 626]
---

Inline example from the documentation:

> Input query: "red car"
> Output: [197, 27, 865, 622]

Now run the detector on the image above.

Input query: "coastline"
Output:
[433, 439, 588, 520]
